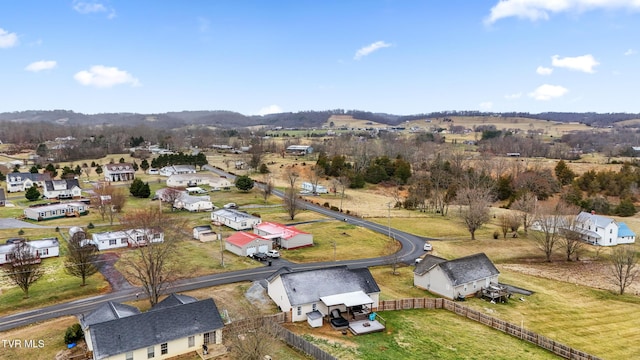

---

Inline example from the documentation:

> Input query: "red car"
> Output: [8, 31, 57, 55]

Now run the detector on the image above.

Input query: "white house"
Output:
[80, 294, 225, 360]
[159, 165, 197, 177]
[6, 172, 51, 193]
[301, 182, 329, 194]
[174, 193, 213, 212]
[42, 179, 82, 199]
[23, 202, 89, 221]
[254, 222, 314, 249]
[103, 163, 135, 182]
[0, 238, 60, 265]
[574, 211, 636, 246]
[211, 209, 261, 230]
[267, 266, 380, 323]
[166, 173, 230, 189]
[225, 231, 272, 257]
[413, 253, 500, 300]
[193, 225, 217, 242]
[89, 229, 164, 251]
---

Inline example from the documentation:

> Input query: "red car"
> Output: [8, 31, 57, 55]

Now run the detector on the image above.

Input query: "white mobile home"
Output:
[301, 182, 328, 194]
[211, 209, 261, 230]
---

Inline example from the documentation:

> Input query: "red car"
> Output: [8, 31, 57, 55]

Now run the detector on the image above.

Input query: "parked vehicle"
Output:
[424, 242, 432, 251]
[223, 202, 238, 209]
[252, 252, 268, 261]
[266, 250, 280, 258]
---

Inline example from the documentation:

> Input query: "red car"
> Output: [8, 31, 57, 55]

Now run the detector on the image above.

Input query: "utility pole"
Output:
[387, 202, 392, 241]
[331, 241, 336, 262]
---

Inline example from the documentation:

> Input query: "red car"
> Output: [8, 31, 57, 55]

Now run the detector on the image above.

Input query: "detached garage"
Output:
[225, 231, 272, 257]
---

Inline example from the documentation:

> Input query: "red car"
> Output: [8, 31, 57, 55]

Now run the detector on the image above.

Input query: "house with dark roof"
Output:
[211, 208, 261, 230]
[80, 293, 225, 360]
[413, 253, 500, 300]
[159, 165, 196, 177]
[6, 172, 51, 193]
[42, 179, 82, 199]
[267, 266, 380, 323]
[103, 163, 135, 182]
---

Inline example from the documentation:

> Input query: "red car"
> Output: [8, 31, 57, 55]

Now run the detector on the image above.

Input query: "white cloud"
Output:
[504, 92, 522, 100]
[73, 1, 116, 19]
[479, 102, 493, 110]
[485, 0, 640, 25]
[74, 65, 140, 88]
[536, 66, 553, 75]
[551, 54, 599, 73]
[25, 60, 57, 72]
[624, 48, 637, 56]
[354, 41, 392, 60]
[0, 28, 18, 48]
[528, 84, 568, 101]
[257, 105, 283, 116]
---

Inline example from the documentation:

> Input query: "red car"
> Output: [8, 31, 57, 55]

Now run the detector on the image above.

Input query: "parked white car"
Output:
[424, 242, 432, 251]
[266, 250, 281, 258]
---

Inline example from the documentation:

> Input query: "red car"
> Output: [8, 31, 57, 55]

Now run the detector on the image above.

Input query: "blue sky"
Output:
[2, 0, 640, 115]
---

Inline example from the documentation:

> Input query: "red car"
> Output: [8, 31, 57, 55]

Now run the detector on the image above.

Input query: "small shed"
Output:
[193, 225, 217, 242]
[306, 310, 323, 328]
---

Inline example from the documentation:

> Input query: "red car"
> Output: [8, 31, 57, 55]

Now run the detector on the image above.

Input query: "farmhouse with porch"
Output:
[267, 266, 384, 335]
[574, 211, 636, 246]
[253, 221, 314, 249]
[414, 253, 503, 301]
[103, 163, 135, 182]
[79, 293, 225, 360]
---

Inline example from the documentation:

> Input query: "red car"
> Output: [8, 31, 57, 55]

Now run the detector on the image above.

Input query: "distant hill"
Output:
[0, 109, 638, 130]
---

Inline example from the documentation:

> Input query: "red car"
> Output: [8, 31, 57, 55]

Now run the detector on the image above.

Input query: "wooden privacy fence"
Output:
[379, 298, 602, 360]
[224, 313, 338, 360]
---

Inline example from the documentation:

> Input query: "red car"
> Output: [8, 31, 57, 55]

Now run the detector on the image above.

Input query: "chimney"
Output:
[591, 210, 596, 215]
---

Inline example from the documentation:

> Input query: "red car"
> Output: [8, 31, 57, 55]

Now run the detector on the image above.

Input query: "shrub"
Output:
[64, 323, 84, 344]
[493, 230, 500, 239]
[87, 222, 95, 229]
[323, 202, 330, 208]
[330, 206, 339, 212]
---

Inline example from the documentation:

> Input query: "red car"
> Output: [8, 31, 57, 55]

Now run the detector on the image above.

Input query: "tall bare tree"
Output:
[160, 187, 184, 210]
[455, 186, 494, 240]
[65, 231, 99, 286]
[307, 165, 325, 194]
[2, 241, 44, 298]
[119, 208, 182, 306]
[511, 190, 537, 234]
[91, 182, 127, 225]
[225, 315, 278, 360]
[260, 174, 273, 203]
[558, 208, 584, 261]
[530, 202, 572, 262]
[609, 245, 638, 295]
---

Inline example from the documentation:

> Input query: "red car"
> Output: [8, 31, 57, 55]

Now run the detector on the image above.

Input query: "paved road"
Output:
[0, 166, 432, 332]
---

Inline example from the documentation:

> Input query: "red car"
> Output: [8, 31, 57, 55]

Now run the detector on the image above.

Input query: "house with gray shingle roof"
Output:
[414, 253, 500, 300]
[80, 294, 225, 360]
[6, 172, 51, 193]
[575, 211, 636, 246]
[42, 179, 81, 199]
[267, 266, 380, 322]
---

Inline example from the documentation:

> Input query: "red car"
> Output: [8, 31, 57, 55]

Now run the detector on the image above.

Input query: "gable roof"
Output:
[104, 163, 134, 172]
[425, 253, 499, 286]
[6, 172, 51, 182]
[212, 208, 260, 221]
[151, 293, 198, 311]
[414, 254, 448, 276]
[254, 221, 309, 239]
[90, 298, 224, 360]
[578, 211, 614, 228]
[270, 266, 380, 306]
[80, 301, 141, 328]
[44, 179, 80, 191]
[618, 222, 636, 237]
[226, 231, 268, 246]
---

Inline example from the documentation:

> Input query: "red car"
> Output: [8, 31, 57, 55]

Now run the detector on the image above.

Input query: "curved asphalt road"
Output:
[0, 166, 431, 332]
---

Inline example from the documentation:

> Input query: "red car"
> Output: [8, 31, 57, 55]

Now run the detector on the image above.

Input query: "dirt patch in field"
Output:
[501, 261, 640, 295]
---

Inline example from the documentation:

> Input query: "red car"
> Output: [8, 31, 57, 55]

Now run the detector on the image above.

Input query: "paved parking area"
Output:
[0, 218, 49, 229]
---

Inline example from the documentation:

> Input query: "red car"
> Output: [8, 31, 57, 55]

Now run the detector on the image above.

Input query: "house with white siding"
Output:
[0, 238, 60, 265]
[574, 211, 636, 246]
[166, 173, 230, 189]
[88, 229, 164, 251]
[6, 172, 51, 193]
[103, 163, 135, 182]
[413, 253, 500, 300]
[254, 222, 314, 249]
[267, 266, 380, 323]
[159, 165, 197, 177]
[42, 179, 82, 199]
[211, 209, 261, 230]
[80, 293, 225, 360]
[23, 202, 89, 221]
[174, 194, 213, 212]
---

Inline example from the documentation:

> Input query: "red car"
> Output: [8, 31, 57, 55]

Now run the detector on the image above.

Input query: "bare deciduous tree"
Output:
[64, 230, 99, 286]
[283, 167, 302, 220]
[609, 245, 638, 295]
[225, 315, 278, 360]
[119, 208, 182, 306]
[160, 187, 184, 210]
[558, 209, 584, 261]
[530, 202, 572, 262]
[455, 186, 494, 240]
[91, 182, 127, 225]
[260, 175, 273, 203]
[2, 241, 44, 298]
[511, 190, 537, 234]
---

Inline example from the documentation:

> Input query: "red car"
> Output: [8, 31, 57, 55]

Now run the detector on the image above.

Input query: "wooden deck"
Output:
[196, 344, 227, 359]
[348, 319, 385, 335]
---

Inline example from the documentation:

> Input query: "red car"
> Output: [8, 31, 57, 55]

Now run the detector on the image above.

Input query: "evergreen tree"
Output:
[45, 163, 58, 178]
[95, 165, 103, 176]
[555, 160, 576, 186]
[25, 186, 41, 201]
[235, 175, 255, 192]
[140, 159, 150, 172]
[130, 178, 151, 198]
[29, 166, 39, 174]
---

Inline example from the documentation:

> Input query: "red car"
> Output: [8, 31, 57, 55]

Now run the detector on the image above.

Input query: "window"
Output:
[161, 343, 168, 355]
[38, 249, 48, 256]
[109, 239, 116, 245]
[121, 239, 128, 244]
[297, 306, 302, 316]
[147, 346, 154, 358]
[125, 352, 133, 360]
[188, 336, 195, 347]
[204, 331, 215, 344]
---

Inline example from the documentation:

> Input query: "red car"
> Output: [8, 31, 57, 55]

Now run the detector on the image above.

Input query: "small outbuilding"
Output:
[193, 225, 217, 242]
[254, 222, 313, 249]
[225, 231, 272, 257]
